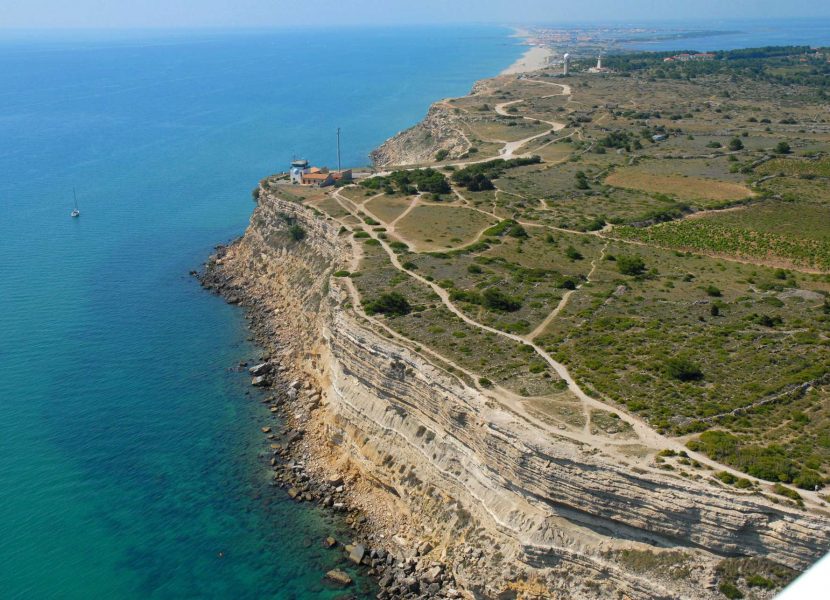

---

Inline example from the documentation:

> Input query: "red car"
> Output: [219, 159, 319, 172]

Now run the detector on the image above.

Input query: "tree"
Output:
[728, 137, 744, 151]
[288, 224, 306, 241]
[617, 255, 646, 276]
[664, 357, 703, 381]
[482, 287, 522, 312]
[565, 245, 583, 260]
[575, 171, 590, 190]
[710, 304, 720, 317]
[364, 292, 411, 317]
[774, 141, 791, 154]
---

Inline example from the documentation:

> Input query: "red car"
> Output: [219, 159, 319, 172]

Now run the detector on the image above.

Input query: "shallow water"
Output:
[0, 26, 522, 599]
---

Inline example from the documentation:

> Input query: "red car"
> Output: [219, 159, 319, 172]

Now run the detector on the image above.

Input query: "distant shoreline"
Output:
[501, 44, 554, 75]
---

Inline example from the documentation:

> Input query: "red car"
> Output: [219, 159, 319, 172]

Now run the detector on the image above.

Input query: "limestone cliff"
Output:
[214, 188, 830, 599]
[370, 103, 470, 167]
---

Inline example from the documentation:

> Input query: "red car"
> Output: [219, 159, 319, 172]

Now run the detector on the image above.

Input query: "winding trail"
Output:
[316, 75, 828, 507]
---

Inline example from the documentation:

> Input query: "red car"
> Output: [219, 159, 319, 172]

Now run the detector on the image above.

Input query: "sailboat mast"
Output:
[73, 188, 78, 210]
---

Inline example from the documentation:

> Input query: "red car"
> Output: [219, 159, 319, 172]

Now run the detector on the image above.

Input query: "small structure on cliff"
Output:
[289, 159, 352, 187]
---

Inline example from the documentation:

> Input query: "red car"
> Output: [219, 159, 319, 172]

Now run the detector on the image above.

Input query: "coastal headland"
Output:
[202, 36, 830, 600]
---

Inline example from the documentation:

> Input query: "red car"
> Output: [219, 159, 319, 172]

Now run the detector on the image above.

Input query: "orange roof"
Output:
[303, 173, 332, 180]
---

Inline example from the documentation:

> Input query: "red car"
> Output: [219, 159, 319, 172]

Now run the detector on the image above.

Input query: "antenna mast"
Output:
[337, 128, 342, 173]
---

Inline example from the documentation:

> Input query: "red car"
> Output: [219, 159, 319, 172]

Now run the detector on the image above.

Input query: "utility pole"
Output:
[336, 127, 342, 173]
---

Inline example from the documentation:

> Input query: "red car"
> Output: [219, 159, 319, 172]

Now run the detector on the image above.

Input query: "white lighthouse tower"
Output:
[563, 53, 570, 76]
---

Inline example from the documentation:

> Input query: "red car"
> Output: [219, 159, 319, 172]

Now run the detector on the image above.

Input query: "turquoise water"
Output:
[0, 27, 522, 599]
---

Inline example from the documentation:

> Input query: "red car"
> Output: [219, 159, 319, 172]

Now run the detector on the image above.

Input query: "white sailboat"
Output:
[71, 188, 80, 218]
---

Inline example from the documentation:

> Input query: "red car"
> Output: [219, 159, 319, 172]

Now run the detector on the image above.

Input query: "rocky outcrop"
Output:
[370, 103, 470, 167]
[212, 189, 830, 599]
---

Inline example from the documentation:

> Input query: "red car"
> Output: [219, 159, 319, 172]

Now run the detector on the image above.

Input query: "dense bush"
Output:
[450, 287, 522, 312]
[565, 246, 583, 260]
[361, 168, 450, 194]
[664, 357, 703, 381]
[775, 141, 791, 155]
[451, 156, 541, 189]
[288, 224, 306, 241]
[364, 292, 411, 317]
[617, 255, 646, 276]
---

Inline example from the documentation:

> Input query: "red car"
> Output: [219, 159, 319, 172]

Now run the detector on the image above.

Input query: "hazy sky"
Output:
[1, 0, 827, 29]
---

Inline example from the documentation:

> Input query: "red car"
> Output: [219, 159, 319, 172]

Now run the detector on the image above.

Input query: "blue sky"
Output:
[1, 0, 827, 29]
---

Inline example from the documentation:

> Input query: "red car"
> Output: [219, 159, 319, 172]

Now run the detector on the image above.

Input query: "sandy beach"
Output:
[501, 45, 554, 74]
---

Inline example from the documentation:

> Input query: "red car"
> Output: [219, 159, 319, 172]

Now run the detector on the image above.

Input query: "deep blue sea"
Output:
[0, 26, 522, 599]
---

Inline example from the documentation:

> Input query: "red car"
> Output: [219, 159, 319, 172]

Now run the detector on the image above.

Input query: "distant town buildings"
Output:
[663, 52, 716, 63]
[289, 159, 352, 187]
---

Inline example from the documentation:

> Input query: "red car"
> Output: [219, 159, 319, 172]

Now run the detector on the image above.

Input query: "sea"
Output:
[0, 26, 523, 599]
[1, 19, 826, 600]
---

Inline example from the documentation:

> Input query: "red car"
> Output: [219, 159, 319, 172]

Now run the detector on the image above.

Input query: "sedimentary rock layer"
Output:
[219, 189, 830, 599]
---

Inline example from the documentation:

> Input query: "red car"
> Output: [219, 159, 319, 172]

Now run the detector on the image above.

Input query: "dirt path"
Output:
[326, 185, 826, 508]
[525, 240, 609, 341]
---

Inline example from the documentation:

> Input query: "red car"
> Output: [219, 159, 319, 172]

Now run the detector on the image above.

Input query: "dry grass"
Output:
[605, 170, 754, 203]
[366, 194, 413, 224]
[394, 205, 497, 250]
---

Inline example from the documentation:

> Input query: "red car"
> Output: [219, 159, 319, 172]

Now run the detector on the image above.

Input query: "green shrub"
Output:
[705, 285, 722, 297]
[353, 231, 370, 238]
[479, 377, 493, 388]
[774, 141, 791, 154]
[718, 582, 743, 599]
[565, 246, 583, 260]
[746, 575, 775, 589]
[617, 255, 646, 276]
[772, 483, 802, 501]
[333, 270, 350, 277]
[364, 292, 411, 317]
[435, 149, 449, 161]
[728, 138, 744, 151]
[482, 287, 522, 312]
[288, 224, 306, 241]
[664, 357, 703, 381]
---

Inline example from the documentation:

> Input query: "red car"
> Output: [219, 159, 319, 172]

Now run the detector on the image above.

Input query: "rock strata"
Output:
[199, 188, 830, 599]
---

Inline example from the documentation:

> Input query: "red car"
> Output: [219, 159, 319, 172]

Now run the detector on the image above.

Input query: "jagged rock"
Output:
[251, 375, 268, 387]
[249, 362, 270, 376]
[417, 541, 433, 556]
[324, 569, 352, 587]
[349, 544, 366, 565]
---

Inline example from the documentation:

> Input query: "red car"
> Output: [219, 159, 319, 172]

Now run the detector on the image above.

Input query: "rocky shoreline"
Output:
[198, 246, 463, 600]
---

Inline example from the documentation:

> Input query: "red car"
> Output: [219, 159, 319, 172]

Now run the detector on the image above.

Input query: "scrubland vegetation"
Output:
[286, 46, 830, 497]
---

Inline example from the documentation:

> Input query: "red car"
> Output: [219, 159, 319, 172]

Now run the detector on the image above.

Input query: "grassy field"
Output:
[394, 204, 497, 250]
[365, 194, 414, 223]
[605, 170, 754, 203]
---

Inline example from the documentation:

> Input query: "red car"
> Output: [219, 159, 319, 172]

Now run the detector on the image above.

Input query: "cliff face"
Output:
[218, 189, 830, 599]
[370, 103, 470, 167]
